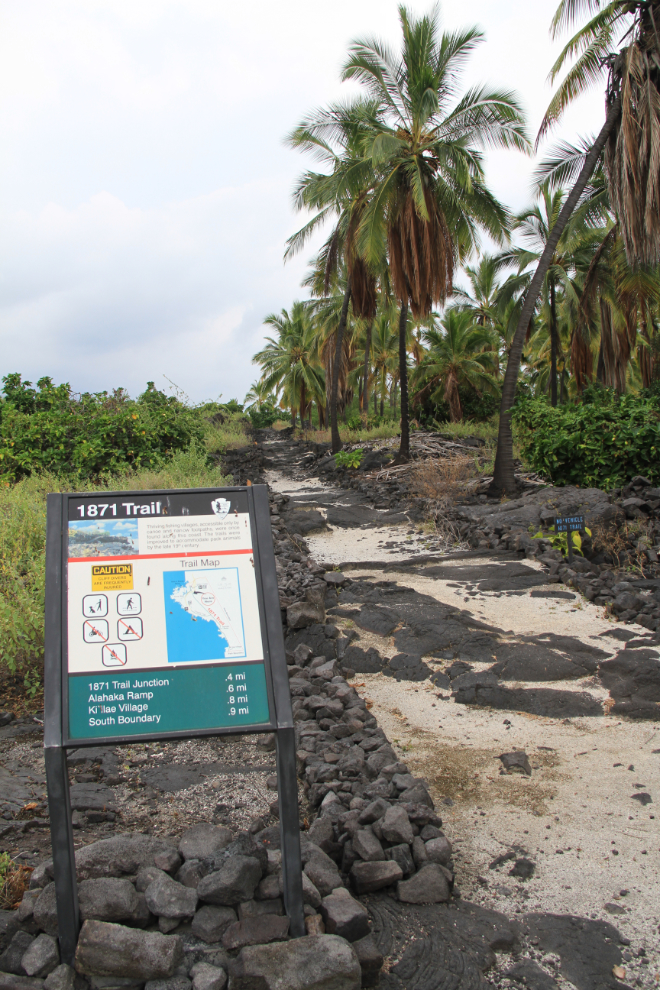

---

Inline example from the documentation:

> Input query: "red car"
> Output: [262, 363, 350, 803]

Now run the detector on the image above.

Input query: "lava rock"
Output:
[287, 603, 325, 630]
[74, 835, 179, 881]
[20, 936, 59, 979]
[352, 829, 385, 863]
[78, 878, 143, 924]
[33, 886, 58, 937]
[145, 877, 198, 920]
[498, 752, 532, 776]
[319, 888, 369, 943]
[0, 932, 35, 975]
[190, 963, 227, 990]
[221, 915, 289, 951]
[74, 921, 183, 980]
[178, 826, 233, 863]
[380, 806, 413, 846]
[424, 837, 452, 865]
[197, 857, 262, 906]
[227, 934, 361, 990]
[350, 861, 403, 894]
[191, 906, 237, 944]
[43, 965, 76, 990]
[352, 935, 383, 989]
[397, 864, 450, 904]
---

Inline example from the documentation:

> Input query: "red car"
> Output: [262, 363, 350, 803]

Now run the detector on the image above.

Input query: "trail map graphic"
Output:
[163, 568, 246, 663]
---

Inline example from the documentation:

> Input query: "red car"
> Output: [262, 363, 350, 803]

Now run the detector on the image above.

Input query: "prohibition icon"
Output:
[83, 619, 109, 644]
[117, 617, 143, 641]
[102, 643, 128, 667]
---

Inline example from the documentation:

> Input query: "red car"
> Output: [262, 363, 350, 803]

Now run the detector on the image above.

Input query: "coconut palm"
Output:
[244, 379, 276, 411]
[343, 4, 528, 461]
[253, 303, 325, 428]
[412, 309, 499, 422]
[286, 101, 380, 451]
[370, 307, 401, 417]
[490, 0, 660, 491]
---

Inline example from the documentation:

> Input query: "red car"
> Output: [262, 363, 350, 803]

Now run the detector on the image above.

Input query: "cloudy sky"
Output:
[0, 0, 603, 404]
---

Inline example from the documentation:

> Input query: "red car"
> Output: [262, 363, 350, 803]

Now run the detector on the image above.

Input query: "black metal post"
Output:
[567, 526, 574, 564]
[44, 494, 80, 964]
[250, 485, 305, 937]
[44, 748, 79, 965]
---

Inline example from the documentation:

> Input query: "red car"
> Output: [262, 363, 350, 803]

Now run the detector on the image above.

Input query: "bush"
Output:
[0, 448, 232, 696]
[512, 385, 660, 488]
[414, 385, 499, 425]
[0, 376, 206, 481]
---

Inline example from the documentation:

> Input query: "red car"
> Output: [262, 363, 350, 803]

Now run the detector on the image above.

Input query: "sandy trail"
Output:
[266, 448, 660, 985]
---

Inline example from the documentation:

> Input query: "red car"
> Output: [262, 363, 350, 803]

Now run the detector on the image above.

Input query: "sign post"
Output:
[44, 484, 305, 962]
[554, 514, 586, 564]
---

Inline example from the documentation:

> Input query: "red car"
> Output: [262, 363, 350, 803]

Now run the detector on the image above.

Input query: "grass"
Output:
[203, 411, 251, 455]
[0, 445, 233, 708]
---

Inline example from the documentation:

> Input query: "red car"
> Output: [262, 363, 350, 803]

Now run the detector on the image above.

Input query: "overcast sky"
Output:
[0, 0, 603, 404]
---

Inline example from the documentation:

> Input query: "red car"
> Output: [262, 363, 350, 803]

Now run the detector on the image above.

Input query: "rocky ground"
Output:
[1, 428, 659, 990]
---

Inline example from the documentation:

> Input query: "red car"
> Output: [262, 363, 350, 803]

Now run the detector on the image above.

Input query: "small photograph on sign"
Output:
[102, 643, 128, 667]
[92, 563, 133, 592]
[163, 568, 246, 663]
[68, 519, 139, 558]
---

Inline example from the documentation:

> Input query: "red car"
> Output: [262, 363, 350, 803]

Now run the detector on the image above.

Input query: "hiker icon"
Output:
[83, 619, 109, 644]
[117, 593, 141, 616]
[82, 594, 108, 618]
[117, 617, 143, 641]
[102, 643, 128, 667]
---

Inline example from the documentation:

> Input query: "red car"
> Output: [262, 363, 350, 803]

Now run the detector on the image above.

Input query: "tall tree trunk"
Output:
[490, 96, 621, 495]
[394, 301, 410, 462]
[559, 365, 567, 404]
[330, 283, 351, 453]
[363, 321, 372, 417]
[550, 277, 558, 407]
[300, 382, 307, 431]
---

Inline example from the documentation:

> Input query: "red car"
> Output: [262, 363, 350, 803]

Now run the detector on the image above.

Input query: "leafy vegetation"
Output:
[334, 449, 364, 470]
[513, 386, 660, 488]
[0, 380, 242, 698]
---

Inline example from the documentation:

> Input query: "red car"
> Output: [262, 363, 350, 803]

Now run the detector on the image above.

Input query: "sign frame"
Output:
[44, 484, 305, 962]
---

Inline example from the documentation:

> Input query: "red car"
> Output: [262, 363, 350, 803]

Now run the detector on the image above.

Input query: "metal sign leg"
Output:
[276, 726, 305, 937]
[44, 747, 79, 965]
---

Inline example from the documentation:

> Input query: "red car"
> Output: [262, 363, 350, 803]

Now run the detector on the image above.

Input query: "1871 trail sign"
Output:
[44, 485, 304, 962]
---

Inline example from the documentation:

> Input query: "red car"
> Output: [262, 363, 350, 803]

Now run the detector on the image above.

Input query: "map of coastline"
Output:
[163, 568, 246, 663]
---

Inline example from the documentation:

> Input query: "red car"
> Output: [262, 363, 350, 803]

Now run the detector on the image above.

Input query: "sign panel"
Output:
[555, 514, 585, 532]
[62, 488, 275, 743]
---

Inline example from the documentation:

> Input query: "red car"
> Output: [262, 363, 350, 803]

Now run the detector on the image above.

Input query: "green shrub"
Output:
[512, 385, 660, 488]
[0, 449, 232, 695]
[335, 449, 364, 469]
[0, 376, 206, 481]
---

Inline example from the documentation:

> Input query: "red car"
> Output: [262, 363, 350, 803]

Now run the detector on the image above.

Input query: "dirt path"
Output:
[264, 432, 660, 989]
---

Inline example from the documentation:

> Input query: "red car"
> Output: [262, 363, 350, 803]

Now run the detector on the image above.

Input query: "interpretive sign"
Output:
[44, 485, 304, 961]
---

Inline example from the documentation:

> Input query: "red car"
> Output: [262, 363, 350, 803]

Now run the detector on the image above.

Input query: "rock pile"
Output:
[1, 827, 373, 990]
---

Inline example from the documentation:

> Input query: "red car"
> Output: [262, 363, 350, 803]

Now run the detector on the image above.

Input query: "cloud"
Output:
[0, 0, 606, 402]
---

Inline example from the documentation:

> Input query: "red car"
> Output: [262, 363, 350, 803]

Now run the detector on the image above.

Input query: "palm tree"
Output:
[412, 309, 499, 421]
[491, 0, 660, 492]
[343, 4, 528, 461]
[253, 303, 325, 428]
[286, 101, 380, 452]
[244, 379, 275, 411]
[370, 307, 401, 417]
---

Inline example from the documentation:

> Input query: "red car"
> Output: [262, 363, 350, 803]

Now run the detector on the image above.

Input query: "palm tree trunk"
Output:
[395, 300, 410, 462]
[331, 283, 351, 453]
[550, 277, 558, 407]
[490, 96, 621, 495]
[363, 321, 372, 417]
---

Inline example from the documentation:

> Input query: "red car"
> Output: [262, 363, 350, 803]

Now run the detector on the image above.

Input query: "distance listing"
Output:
[86, 675, 169, 728]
